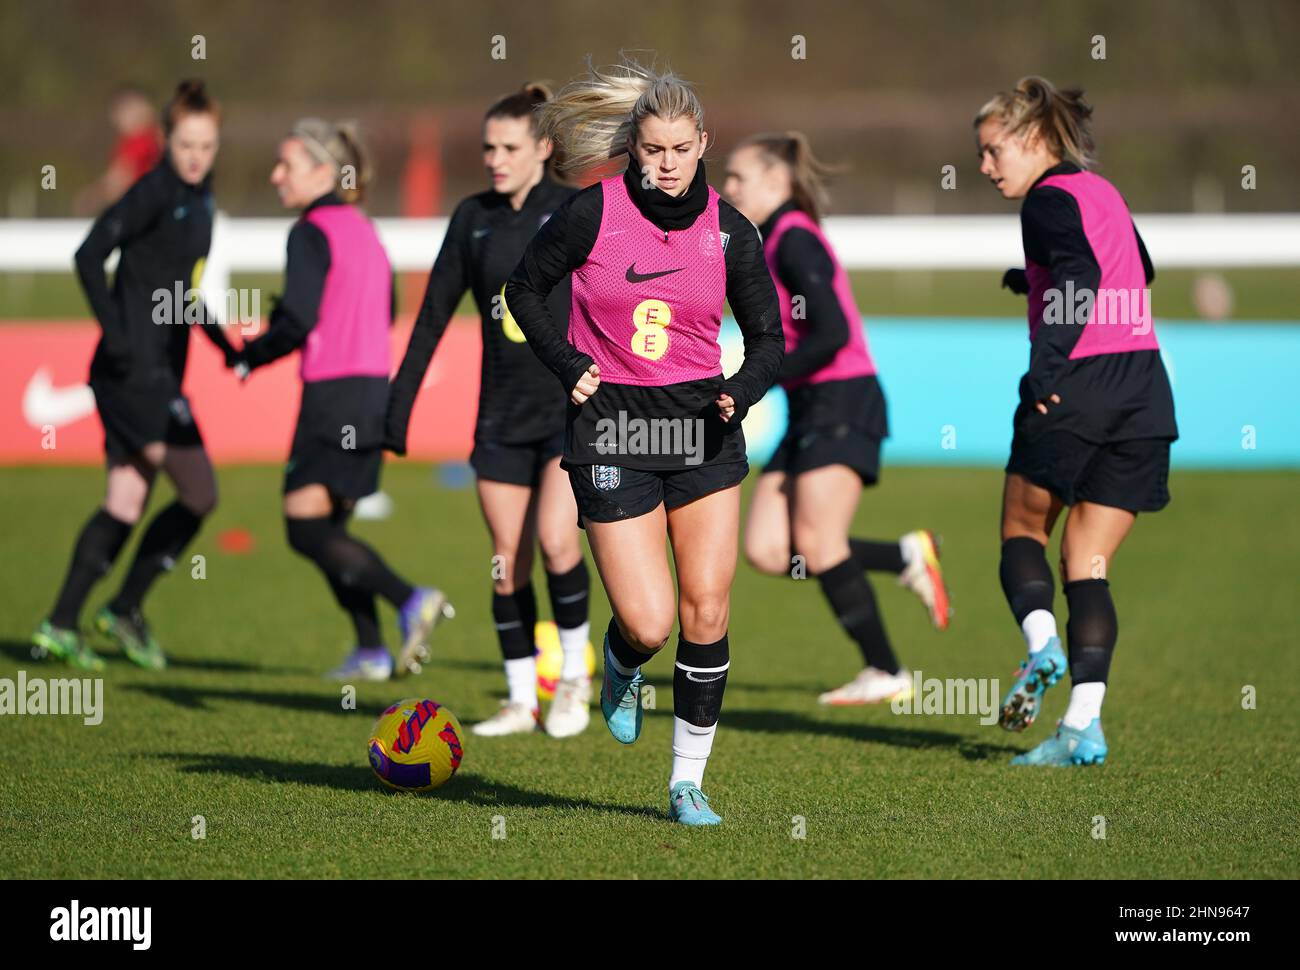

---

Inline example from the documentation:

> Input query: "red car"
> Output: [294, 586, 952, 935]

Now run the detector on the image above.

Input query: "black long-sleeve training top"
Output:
[239, 191, 399, 373]
[75, 153, 236, 388]
[504, 161, 784, 470]
[1006, 161, 1176, 442]
[385, 176, 574, 453]
[758, 199, 853, 385]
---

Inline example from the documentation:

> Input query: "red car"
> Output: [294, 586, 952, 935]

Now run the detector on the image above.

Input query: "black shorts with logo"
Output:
[470, 431, 564, 488]
[92, 380, 203, 464]
[764, 375, 888, 485]
[284, 431, 384, 500]
[566, 459, 749, 526]
[283, 376, 386, 499]
[1006, 430, 1172, 513]
[766, 424, 883, 485]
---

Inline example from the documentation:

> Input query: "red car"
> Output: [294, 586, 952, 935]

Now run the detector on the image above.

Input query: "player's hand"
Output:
[1035, 393, 1061, 414]
[571, 363, 600, 405]
[1002, 268, 1029, 295]
[716, 393, 737, 423]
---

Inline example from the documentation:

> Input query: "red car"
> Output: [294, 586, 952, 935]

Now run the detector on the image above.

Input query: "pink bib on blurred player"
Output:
[763, 208, 876, 390]
[1024, 171, 1159, 358]
[568, 173, 728, 387]
[300, 203, 392, 382]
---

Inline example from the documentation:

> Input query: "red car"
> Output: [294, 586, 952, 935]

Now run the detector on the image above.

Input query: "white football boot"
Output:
[544, 676, 592, 738]
[898, 530, 952, 630]
[471, 701, 540, 736]
[818, 667, 914, 706]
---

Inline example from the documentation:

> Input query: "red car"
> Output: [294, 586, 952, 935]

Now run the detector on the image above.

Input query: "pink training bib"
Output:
[1025, 171, 1160, 358]
[567, 174, 728, 387]
[763, 207, 876, 390]
[300, 204, 392, 382]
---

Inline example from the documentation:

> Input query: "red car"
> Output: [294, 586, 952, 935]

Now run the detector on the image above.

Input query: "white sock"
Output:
[504, 656, 538, 710]
[669, 717, 717, 789]
[1062, 682, 1106, 729]
[1021, 609, 1058, 655]
[604, 641, 638, 678]
[559, 621, 591, 680]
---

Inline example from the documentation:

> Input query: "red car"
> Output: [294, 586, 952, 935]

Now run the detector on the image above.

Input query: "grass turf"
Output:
[1, 464, 1296, 879]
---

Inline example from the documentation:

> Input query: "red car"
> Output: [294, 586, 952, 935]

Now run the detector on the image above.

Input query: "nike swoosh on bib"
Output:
[626, 263, 684, 284]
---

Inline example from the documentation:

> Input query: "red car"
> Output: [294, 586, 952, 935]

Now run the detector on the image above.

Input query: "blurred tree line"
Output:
[2, 0, 1297, 217]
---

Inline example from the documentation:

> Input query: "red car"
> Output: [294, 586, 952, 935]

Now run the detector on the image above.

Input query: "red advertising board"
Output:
[1, 318, 481, 464]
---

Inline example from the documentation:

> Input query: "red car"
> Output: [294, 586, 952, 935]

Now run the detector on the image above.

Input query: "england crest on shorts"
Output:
[592, 464, 620, 491]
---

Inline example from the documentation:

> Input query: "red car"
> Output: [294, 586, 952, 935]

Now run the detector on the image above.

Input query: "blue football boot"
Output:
[1011, 718, 1108, 766]
[668, 781, 722, 826]
[599, 634, 644, 744]
[999, 636, 1068, 731]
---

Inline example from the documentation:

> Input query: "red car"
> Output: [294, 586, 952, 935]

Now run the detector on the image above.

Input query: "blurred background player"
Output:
[74, 85, 164, 215]
[506, 56, 784, 825]
[33, 80, 240, 671]
[234, 119, 453, 681]
[386, 84, 593, 739]
[725, 132, 952, 706]
[976, 77, 1177, 765]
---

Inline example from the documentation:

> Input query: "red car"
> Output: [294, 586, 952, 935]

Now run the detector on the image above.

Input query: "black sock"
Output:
[491, 585, 533, 660]
[491, 587, 535, 661]
[817, 557, 899, 674]
[285, 516, 415, 608]
[108, 501, 204, 615]
[848, 538, 906, 574]
[515, 582, 538, 639]
[50, 509, 133, 629]
[999, 536, 1055, 624]
[674, 634, 730, 727]
[546, 560, 590, 629]
[606, 616, 653, 669]
[1064, 578, 1118, 684]
[327, 577, 383, 648]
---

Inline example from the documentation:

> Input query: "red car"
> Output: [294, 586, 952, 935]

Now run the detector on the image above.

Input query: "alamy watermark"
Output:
[0, 670, 103, 725]
[1042, 283, 1152, 336]
[152, 283, 261, 335]
[50, 900, 150, 949]
[593, 411, 705, 466]
[890, 670, 1000, 725]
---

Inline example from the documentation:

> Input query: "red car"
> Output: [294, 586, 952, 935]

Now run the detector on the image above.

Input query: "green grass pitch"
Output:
[1, 464, 1296, 878]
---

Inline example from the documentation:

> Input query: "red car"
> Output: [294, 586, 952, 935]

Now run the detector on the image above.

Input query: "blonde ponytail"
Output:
[974, 76, 1096, 169]
[537, 53, 704, 177]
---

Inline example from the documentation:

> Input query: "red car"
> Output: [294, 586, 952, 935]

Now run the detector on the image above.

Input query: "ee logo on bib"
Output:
[631, 299, 672, 361]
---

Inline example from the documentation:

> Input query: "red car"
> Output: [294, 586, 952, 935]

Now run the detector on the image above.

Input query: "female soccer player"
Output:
[724, 132, 951, 706]
[505, 57, 784, 825]
[33, 80, 240, 672]
[386, 84, 593, 739]
[234, 119, 452, 682]
[975, 77, 1177, 765]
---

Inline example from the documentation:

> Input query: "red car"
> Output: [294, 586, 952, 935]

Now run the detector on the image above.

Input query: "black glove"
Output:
[1001, 268, 1029, 295]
